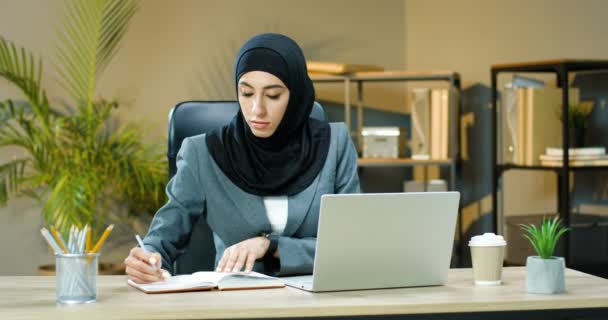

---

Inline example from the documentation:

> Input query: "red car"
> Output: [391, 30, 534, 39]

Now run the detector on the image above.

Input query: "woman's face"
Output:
[238, 71, 290, 138]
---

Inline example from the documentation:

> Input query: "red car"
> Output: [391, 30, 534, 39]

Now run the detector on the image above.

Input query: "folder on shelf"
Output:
[410, 88, 431, 158]
[410, 88, 451, 161]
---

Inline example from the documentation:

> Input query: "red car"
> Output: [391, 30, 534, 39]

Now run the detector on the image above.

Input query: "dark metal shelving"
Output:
[491, 59, 608, 271]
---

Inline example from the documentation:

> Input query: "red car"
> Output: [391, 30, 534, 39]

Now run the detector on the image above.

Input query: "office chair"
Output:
[167, 100, 328, 274]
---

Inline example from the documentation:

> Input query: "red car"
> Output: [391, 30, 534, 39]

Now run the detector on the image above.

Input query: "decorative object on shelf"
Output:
[0, 0, 166, 239]
[558, 101, 594, 148]
[361, 127, 406, 159]
[520, 217, 570, 294]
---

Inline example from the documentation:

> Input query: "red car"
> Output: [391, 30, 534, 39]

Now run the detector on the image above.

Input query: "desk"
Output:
[1, 267, 607, 320]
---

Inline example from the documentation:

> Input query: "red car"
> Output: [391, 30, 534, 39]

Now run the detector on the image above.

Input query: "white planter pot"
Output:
[525, 256, 565, 294]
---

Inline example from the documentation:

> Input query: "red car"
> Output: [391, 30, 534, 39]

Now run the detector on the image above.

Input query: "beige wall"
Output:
[0, 0, 405, 275]
[405, 0, 608, 86]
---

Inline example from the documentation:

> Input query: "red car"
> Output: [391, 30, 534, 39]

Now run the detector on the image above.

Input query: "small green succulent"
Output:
[520, 217, 570, 259]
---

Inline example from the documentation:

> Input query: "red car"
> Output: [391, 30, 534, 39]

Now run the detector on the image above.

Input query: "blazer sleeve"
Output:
[277, 123, 360, 276]
[142, 137, 206, 273]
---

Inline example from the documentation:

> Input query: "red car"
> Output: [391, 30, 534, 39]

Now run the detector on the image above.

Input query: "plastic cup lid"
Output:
[469, 233, 506, 247]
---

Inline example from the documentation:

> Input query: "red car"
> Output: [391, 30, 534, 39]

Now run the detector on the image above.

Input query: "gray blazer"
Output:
[143, 122, 360, 276]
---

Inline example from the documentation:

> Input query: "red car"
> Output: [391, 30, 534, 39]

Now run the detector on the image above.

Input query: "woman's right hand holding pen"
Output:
[125, 247, 164, 283]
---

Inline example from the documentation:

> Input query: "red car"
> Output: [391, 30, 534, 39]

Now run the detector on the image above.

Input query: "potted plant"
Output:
[520, 217, 570, 294]
[0, 0, 166, 273]
[559, 101, 594, 148]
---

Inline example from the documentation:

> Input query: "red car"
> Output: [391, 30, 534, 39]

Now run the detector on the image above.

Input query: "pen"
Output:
[135, 234, 157, 271]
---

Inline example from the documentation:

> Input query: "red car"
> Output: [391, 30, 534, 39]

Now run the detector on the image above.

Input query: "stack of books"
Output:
[539, 147, 608, 167]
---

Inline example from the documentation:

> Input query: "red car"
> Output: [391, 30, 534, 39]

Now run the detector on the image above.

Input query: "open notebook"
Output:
[128, 271, 285, 294]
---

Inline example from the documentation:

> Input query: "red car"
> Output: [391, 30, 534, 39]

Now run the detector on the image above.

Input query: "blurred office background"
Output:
[1, 0, 607, 276]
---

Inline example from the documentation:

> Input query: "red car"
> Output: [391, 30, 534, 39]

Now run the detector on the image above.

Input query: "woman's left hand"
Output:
[216, 236, 270, 273]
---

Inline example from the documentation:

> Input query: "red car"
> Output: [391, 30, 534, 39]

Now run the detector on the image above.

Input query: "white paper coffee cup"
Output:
[469, 233, 506, 285]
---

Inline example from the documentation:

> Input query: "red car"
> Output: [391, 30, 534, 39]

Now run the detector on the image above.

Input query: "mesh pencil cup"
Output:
[55, 253, 99, 304]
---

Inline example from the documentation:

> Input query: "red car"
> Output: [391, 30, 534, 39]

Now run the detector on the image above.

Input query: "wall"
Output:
[0, 0, 406, 275]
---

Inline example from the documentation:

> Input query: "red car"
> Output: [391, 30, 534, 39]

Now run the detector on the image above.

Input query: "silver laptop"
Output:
[282, 192, 460, 292]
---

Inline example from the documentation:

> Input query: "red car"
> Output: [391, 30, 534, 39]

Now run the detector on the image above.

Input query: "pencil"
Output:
[85, 225, 92, 253]
[50, 227, 68, 254]
[90, 224, 114, 253]
[40, 228, 63, 254]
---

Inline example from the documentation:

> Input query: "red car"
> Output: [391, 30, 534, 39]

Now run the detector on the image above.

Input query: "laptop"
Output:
[281, 192, 460, 292]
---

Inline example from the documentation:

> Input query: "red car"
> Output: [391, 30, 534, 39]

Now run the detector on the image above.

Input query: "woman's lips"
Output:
[251, 120, 270, 130]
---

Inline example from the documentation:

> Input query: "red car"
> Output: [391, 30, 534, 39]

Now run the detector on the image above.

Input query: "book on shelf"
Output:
[306, 61, 384, 75]
[545, 147, 606, 157]
[128, 271, 285, 294]
[540, 154, 608, 161]
[540, 158, 608, 167]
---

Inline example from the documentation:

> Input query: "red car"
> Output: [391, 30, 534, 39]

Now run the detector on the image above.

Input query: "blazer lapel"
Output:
[283, 174, 320, 236]
[209, 159, 271, 235]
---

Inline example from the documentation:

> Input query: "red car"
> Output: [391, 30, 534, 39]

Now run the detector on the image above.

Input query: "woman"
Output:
[125, 33, 360, 284]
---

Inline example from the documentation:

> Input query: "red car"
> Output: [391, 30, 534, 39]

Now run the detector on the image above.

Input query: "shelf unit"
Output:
[311, 70, 463, 265]
[310, 70, 461, 190]
[491, 59, 608, 266]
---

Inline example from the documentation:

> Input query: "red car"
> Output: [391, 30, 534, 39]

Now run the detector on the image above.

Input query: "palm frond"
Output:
[43, 171, 101, 236]
[55, 0, 137, 108]
[0, 38, 51, 126]
[98, 0, 138, 73]
[0, 158, 29, 206]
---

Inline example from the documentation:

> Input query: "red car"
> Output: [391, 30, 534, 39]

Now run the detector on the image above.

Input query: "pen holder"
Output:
[55, 253, 99, 304]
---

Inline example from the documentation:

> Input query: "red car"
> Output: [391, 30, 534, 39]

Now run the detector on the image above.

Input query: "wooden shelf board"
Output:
[358, 157, 453, 167]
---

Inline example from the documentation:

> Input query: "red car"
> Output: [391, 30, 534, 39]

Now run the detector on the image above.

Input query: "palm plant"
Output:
[0, 0, 166, 239]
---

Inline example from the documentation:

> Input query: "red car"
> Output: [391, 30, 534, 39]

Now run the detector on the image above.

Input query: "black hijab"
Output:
[205, 33, 331, 196]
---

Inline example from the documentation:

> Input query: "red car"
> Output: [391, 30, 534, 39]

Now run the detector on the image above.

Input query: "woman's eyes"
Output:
[240, 92, 281, 100]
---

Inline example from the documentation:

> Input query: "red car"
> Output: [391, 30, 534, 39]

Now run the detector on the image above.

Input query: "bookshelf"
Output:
[309, 70, 461, 189]
[491, 59, 608, 272]
[311, 70, 463, 265]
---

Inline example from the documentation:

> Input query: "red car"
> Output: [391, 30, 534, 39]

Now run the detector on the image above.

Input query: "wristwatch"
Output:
[261, 232, 280, 274]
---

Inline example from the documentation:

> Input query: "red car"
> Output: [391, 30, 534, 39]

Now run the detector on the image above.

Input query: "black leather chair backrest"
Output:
[166, 100, 327, 274]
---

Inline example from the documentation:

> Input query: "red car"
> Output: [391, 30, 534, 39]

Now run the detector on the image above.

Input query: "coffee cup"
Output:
[469, 233, 506, 285]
